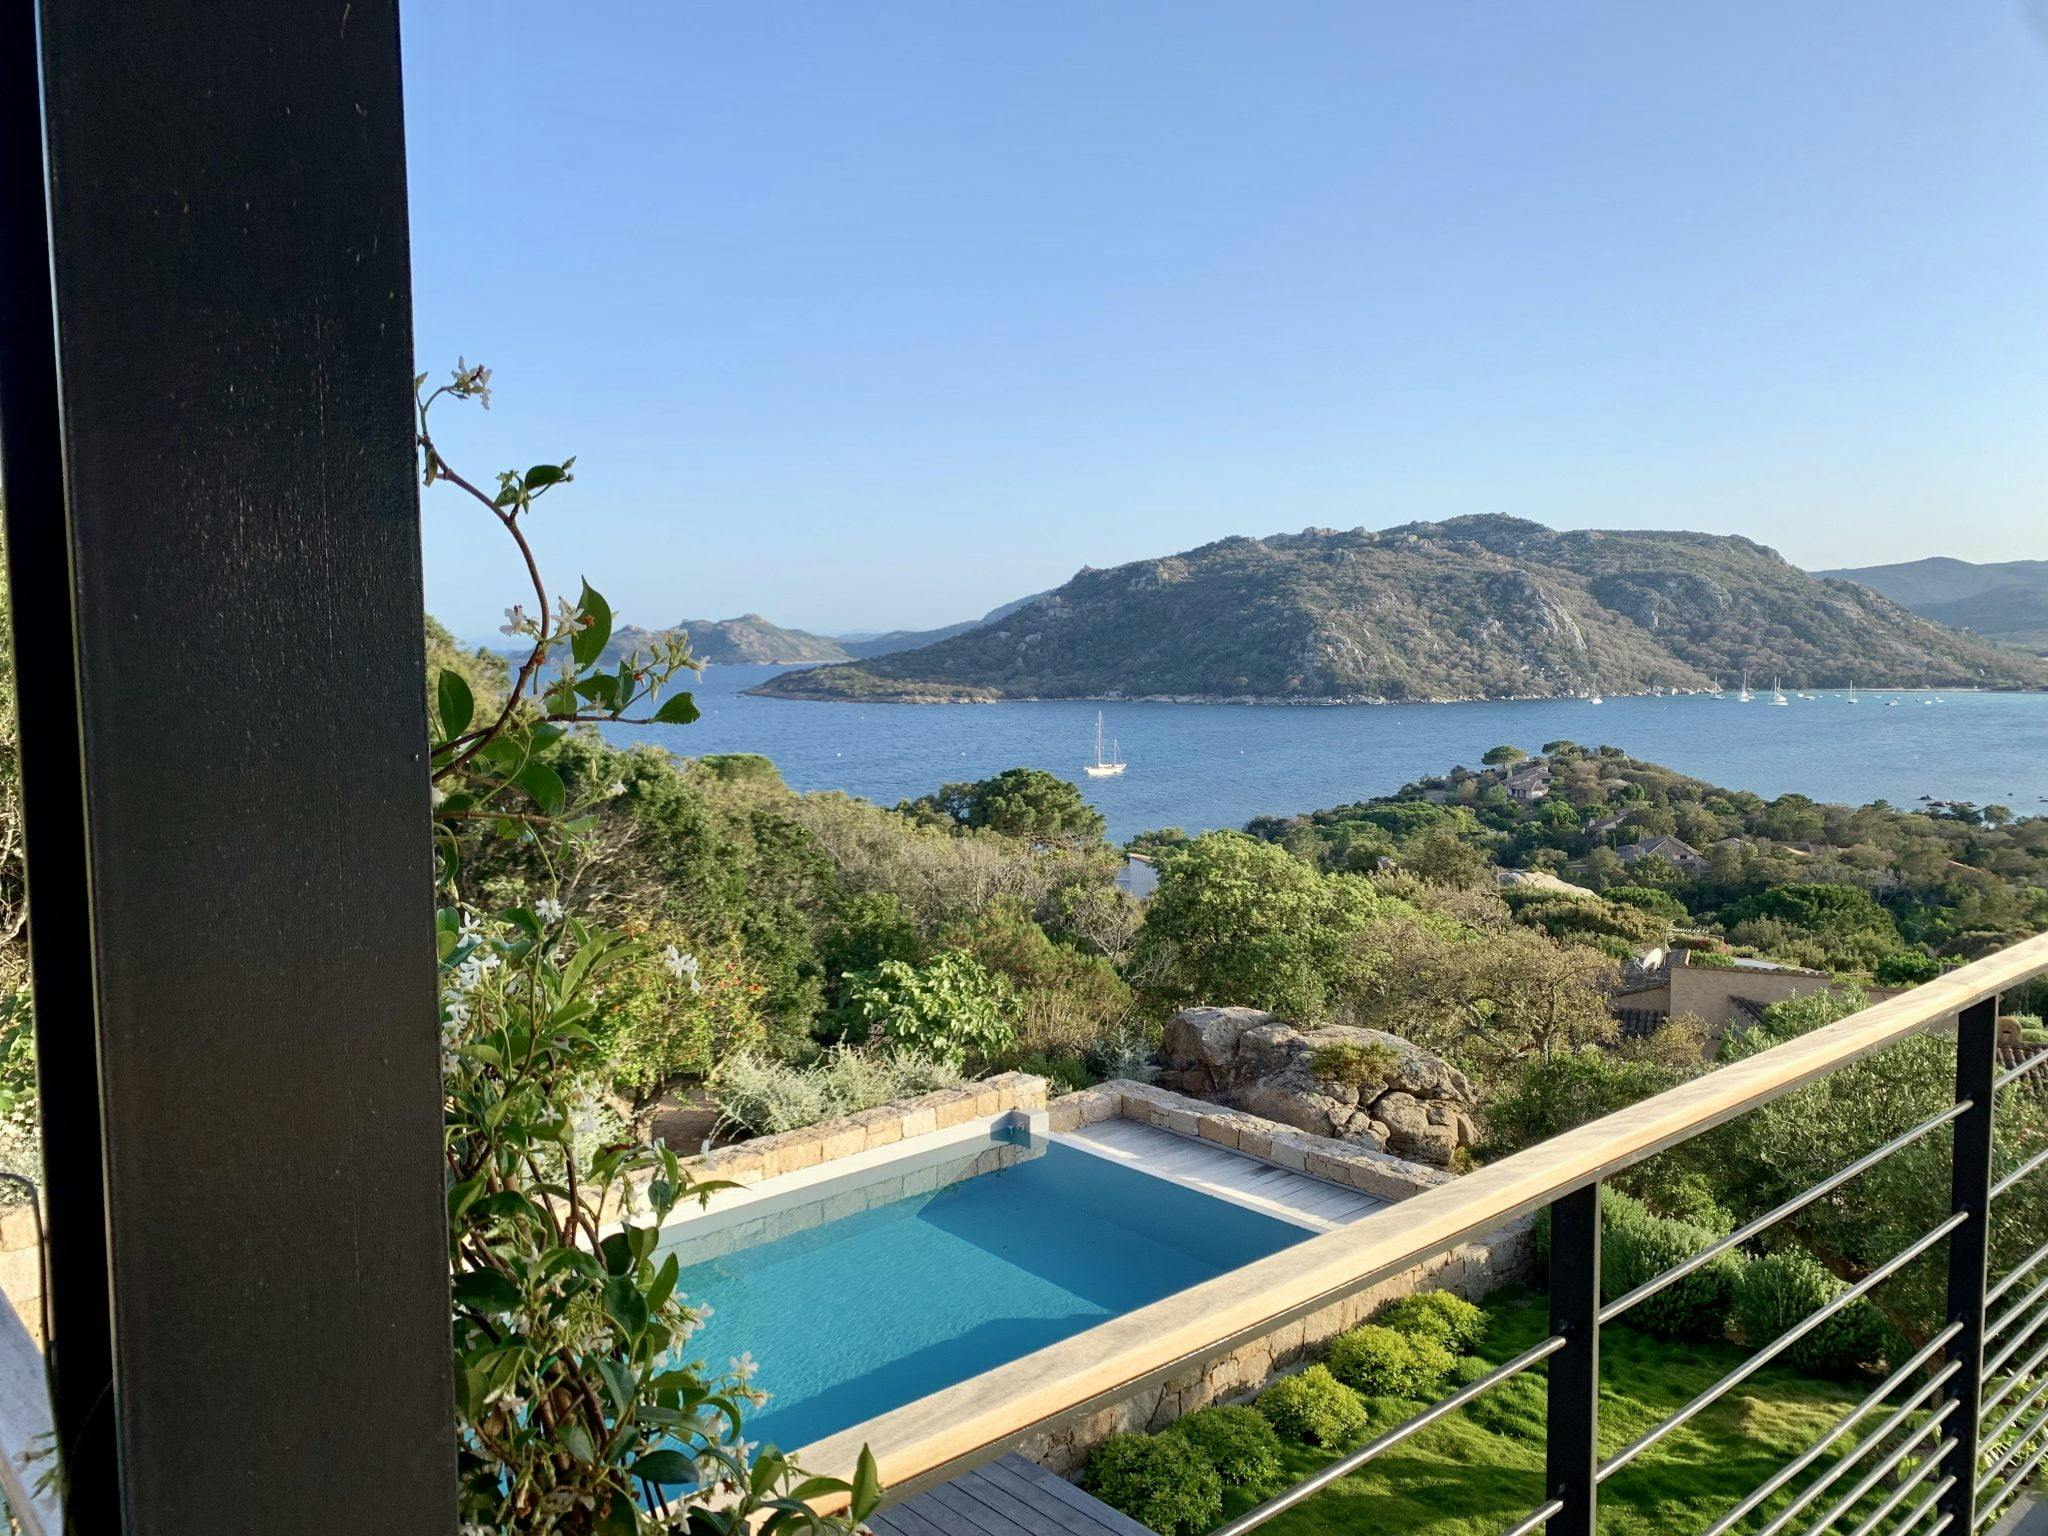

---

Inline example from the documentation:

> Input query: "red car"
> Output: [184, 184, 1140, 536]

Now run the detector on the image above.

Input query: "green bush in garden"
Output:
[1083, 1433, 1223, 1536]
[1732, 1251, 1892, 1376]
[1165, 1404, 1284, 1489]
[1326, 1325, 1456, 1399]
[1598, 1190, 1742, 1342]
[1374, 1292, 1490, 1354]
[1257, 1364, 1370, 1446]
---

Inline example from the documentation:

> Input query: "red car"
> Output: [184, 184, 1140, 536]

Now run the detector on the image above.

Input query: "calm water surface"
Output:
[603, 667, 2048, 844]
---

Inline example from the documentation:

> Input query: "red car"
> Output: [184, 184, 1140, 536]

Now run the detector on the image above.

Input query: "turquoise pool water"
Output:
[661, 1131, 1313, 1451]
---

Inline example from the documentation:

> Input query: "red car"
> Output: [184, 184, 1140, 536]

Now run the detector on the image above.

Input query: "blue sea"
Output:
[602, 666, 2048, 845]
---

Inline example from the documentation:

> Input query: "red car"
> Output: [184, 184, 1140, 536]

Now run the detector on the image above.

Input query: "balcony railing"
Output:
[807, 930, 2048, 1536]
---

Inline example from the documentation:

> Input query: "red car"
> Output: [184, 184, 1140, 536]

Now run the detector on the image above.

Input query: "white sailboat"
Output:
[1847, 681, 1859, 703]
[1771, 677, 1790, 706]
[1084, 711, 1126, 778]
[1737, 672, 1753, 703]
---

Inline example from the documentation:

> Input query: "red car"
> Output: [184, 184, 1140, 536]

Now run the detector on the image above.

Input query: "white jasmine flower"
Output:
[455, 957, 484, 992]
[606, 781, 627, 799]
[729, 1351, 758, 1382]
[663, 946, 701, 991]
[443, 996, 471, 1028]
[499, 604, 531, 637]
[533, 897, 565, 924]
[459, 912, 483, 939]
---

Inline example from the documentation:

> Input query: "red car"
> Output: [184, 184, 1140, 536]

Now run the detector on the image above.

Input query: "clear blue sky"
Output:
[403, 1, 2048, 637]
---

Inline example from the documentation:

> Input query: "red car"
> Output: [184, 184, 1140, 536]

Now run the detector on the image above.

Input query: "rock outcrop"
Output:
[1158, 1007, 1480, 1165]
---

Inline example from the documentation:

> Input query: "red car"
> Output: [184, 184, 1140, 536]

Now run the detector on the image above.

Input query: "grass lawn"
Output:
[1219, 1293, 1933, 1536]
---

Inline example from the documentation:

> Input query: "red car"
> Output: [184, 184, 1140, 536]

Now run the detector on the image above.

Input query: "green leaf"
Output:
[630, 1449, 698, 1487]
[602, 1274, 649, 1339]
[788, 1476, 851, 1502]
[515, 762, 566, 817]
[435, 668, 475, 741]
[572, 580, 613, 667]
[558, 1420, 597, 1464]
[851, 1446, 884, 1522]
[525, 462, 568, 490]
[452, 1269, 522, 1313]
[446, 1176, 486, 1222]
[653, 691, 700, 725]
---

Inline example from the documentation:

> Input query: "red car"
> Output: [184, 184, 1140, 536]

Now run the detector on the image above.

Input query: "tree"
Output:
[1137, 831, 1380, 1020]
[841, 948, 1015, 1068]
[903, 766, 1106, 847]
[1481, 744, 1527, 766]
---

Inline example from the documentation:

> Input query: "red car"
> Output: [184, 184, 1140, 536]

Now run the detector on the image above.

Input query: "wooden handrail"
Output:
[798, 930, 2048, 1504]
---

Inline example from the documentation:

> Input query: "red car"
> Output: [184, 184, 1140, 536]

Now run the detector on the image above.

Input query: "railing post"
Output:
[1547, 1182, 1602, 1536]
[1940, 995, 2000, 1532]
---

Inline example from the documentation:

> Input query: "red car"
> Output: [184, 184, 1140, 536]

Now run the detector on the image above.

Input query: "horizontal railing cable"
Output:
[1206, 1336, 1565, 1536]
[1597, 1213, 1967, 1483]
[1598, 1101, 1973, 1328]
[1979, 1322, 2048, 1417]
[1839, 1451, 1956, 1536]
[1496, 1499, 1563, 1536]
[1984, 1267, 2048, 1341]
[1697, 1326, 1963, 1536]
[1794, 1403, 1956, 1536]
[1980, 1290, 2048, 1381]
[1989, 1139, 2048, 1203]
[1978, 1360, 2048, 1465]
[1975, 1427, 2048, 1531]
[1987, 1235, 2048, 1307]
[1993, 1050, 2048, 1092]
[1975, 1396, 2048, 1494]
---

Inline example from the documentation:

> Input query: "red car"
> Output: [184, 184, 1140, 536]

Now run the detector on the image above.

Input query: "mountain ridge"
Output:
[1820, 556, 2048, 650]
[746, 516, 2047, 703]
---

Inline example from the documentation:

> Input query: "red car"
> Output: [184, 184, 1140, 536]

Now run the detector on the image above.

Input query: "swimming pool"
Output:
[659, 1126, 1315, 1451]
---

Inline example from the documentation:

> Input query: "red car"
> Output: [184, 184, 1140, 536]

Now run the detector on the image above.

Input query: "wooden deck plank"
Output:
[921, 1477, 1045, 1536]
[998, 1457, 1159, 1536]
[1059, 1119, 1390, 1232]
[968, 1459, 1113, 1536]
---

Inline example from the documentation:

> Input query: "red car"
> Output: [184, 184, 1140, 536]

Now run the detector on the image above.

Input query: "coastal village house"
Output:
[1614, 832, 1709, 874]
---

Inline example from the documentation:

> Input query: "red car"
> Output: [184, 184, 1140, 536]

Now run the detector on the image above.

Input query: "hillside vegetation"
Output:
[751, 516, 2044, 702]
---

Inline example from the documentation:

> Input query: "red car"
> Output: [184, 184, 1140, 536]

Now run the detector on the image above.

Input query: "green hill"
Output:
[609, 614, 851, 666]
[749, 517, 2046, 703]
[1819, 556, 2048, 651]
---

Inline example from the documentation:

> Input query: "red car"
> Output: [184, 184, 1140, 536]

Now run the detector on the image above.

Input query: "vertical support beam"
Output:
[8, 1, 458, 1531]
[0, 1, 119, 1527]
[1546, 1183, 1602, 1536]
[1939, 995, 1999, 1532]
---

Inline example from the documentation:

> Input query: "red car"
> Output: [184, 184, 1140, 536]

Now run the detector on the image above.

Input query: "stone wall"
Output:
[0, 1204, 37, 1347]
[677, 1071, 1049, 1190]
[1030, 1079, 1533, 1476]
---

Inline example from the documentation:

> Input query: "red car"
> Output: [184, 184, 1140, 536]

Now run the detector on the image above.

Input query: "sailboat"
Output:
[1084, 711, 1126, 778]
[1847, 681, 1859, 703]
[1771, 678, 1790, 706]
[1737, 672, 1753, 703]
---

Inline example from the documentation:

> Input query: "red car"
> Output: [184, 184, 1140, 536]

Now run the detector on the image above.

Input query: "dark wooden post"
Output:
[1545, 1183, 1602, 1536]
[1939, 995, 2000, 1532]
[0, 1, 456, 1530]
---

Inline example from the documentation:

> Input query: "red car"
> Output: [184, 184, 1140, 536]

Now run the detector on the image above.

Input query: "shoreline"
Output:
[739, 682, 2034, 708]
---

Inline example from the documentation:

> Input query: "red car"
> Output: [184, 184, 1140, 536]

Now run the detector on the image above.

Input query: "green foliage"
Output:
[902, 766, 1107, 846]
[1599, 1191, 1740, 1341]
[1165, 1405, 1284, 1490]
[1603, 885, 1689, 921]
[1138, 832, 1379, 1020]
[1257, 1365, 1370, 1446]
[421, 364, 872, 1535]
[944, 899, 1134, 1062]
[1731, 1252, 1892, 1376]
[1084, 1433, 1223, 1536]
[1480, 745, 1527, 766]
[840, 949, 1015, 1069]
[1325, 1326, 1456, 1399]
[1481, 1047, 1696, 1157]
[589, 923, 767, 1102]
[1309, 1039, 1400, 1094]
[1719, 882, 1900, 966]
[1872, 950, 1946, 986]
[1373, 1292, 1489, 1354]
[711, 1047, 964, 1137]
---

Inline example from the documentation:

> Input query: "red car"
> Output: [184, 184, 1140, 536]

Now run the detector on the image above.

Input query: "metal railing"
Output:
[1198, 936, 2048, 1536]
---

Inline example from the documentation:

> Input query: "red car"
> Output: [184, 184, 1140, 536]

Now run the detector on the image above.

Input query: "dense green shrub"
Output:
[1083, 1433, 1222, 1536]
[1600, 1191, 1740, 1341]
[1310, 1039, 1401, 1093]
[1256, 1364, 1369, 1446]
[1325, 1325, 1456, 1398]
[590, 924, 767, 1101]
[1732, 1251, 1892, 1375]
[840, 948, 1015, 1068]
[1374, 1292, 1489, 1354]
[1603, 885, 1689, 920]
[1164, 1405, 1283, 1489]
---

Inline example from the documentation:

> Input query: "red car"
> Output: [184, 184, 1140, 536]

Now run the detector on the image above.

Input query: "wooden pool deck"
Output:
[1060, 1116, 1392, 1230]
[869, 1454, 1155, 1536]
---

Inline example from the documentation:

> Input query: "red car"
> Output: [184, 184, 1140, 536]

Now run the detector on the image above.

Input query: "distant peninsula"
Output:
[745, 516, 2048, 705]
[605, 594, 1048, 668]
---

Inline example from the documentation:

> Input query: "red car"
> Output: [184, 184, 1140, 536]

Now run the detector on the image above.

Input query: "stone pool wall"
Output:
[1025, 1079, 1535, 1477]
[675, 1070, 1049, 1190]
